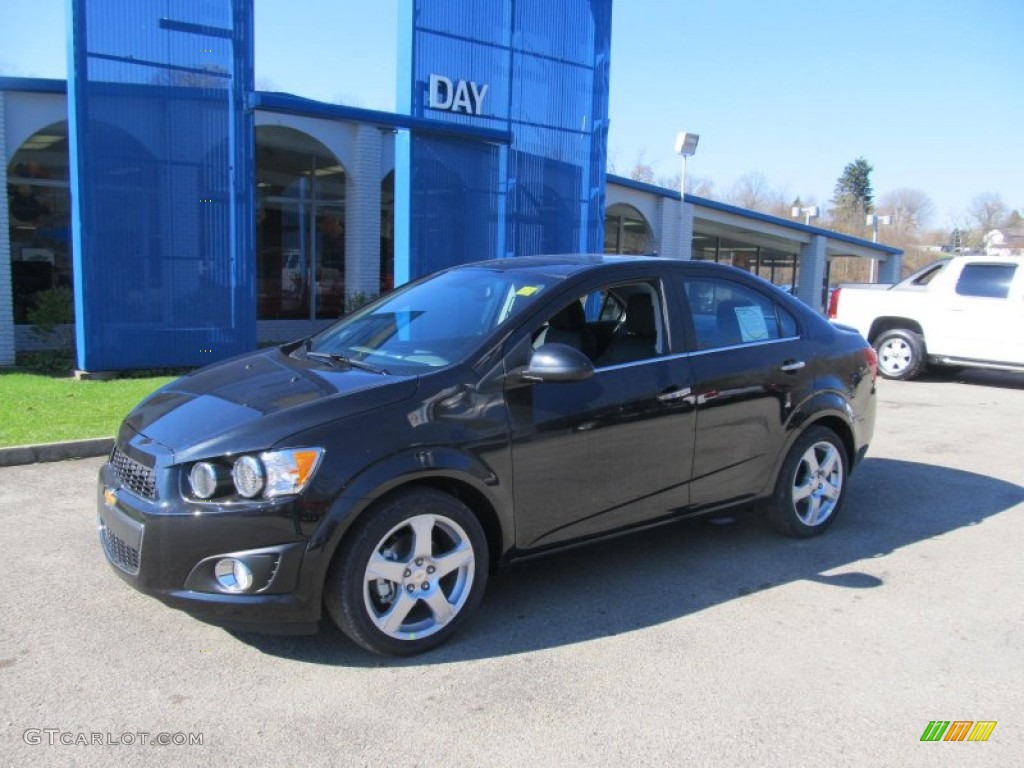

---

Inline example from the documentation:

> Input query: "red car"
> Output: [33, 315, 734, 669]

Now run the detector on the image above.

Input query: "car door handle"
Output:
[657, 387, 692, 402]
[779, 360, 806, 372]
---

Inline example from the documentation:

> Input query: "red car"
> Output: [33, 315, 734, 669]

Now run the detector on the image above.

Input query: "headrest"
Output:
[626, 294, 656, 336]
[549, 300, 586, 330]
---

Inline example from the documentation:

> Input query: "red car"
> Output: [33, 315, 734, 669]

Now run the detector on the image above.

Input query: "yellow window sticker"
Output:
[516, 285, 541, 296]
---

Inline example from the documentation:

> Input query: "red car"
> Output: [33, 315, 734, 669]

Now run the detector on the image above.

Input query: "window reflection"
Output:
[256, 126, 346, 320]
[604, 203, 652, 255]
[6, 122, 72, 324]
[691, 234, 798, 293]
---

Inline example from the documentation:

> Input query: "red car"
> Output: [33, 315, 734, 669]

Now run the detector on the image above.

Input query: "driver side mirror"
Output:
[518, 343, 594, 383]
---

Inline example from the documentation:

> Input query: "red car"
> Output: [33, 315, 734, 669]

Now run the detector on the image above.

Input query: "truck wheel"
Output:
[324, 487, 488, 656]
[873, 329, 926, 380]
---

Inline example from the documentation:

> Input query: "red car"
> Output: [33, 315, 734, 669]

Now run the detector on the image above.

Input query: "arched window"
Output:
[380, 170, 394, 294]
[6, 121, 72, 324]
[604, 203, 653, 255]
[255, 126, 346, 320]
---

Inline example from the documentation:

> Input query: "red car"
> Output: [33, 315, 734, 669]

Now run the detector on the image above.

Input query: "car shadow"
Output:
[230, 457, 1023, 666]
[913, 368, 1024, 389]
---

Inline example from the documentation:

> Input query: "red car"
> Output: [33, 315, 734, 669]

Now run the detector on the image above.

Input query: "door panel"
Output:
[507, 356, 695, 550]
[931, 263, 1021, 364]
[687, 339, 814, 511]
[677, 275, 814, 511]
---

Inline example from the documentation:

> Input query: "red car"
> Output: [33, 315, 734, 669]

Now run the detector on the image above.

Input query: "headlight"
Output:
[189, 462, 230, 499]
[232, 455, 265, 498]
[228, 448, 323, 499]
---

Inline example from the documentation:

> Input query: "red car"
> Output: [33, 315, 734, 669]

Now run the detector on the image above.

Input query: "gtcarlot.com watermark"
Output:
[23, 729, 203, 747]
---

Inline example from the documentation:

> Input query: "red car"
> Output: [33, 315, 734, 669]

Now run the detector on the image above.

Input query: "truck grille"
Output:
[110, 447, 157, 500]
[99, 522, 141, 574]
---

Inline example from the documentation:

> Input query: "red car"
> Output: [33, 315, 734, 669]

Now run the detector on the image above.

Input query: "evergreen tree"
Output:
[831, 157, 874, 233]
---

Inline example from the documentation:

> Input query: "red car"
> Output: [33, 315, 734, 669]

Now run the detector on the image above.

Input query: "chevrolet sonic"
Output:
[98, 256, 877, 655]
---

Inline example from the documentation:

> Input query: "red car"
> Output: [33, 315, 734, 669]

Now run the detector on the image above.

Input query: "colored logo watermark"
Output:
[920, 721, 997, 742]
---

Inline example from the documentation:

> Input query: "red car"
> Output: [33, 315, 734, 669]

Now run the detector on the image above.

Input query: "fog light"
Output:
[214, 558, 253, 593]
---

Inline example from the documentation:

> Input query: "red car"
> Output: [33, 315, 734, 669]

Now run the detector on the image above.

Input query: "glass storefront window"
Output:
[256, 126, 346, 320]
[6, 122, 73, 324]
[691, 233, 798, 292]
[604, 203, 652, 255]
[380, 171, 394, 295]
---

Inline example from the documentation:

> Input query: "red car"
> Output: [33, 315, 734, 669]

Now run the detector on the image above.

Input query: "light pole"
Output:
[674, 132, 699, 195]
[865, 214, 892, 281]
[674, 132, 699, 260]
[791, 206, 820, 226]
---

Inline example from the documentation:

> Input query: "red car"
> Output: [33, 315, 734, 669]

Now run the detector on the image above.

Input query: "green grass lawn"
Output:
[0, 373, 176, 447]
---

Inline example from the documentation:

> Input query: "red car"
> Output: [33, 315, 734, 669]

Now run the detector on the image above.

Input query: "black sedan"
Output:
[98, 255, 877, 655]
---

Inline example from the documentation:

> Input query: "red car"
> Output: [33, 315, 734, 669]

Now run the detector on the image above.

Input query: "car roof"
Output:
[450, 254, 778, 287]
[452, 254, 661, 277]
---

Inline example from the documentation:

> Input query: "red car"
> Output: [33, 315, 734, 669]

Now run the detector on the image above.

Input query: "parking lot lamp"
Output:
[866, 214, 892, 281]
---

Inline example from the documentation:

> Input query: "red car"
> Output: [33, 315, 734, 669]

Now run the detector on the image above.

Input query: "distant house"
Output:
[983, 229, 1024, 257]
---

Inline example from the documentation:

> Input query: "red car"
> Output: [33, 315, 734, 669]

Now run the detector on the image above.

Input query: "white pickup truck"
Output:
[828, 255, 1024, 380]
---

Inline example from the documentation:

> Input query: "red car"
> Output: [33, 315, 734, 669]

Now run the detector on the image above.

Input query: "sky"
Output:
[1, 0, 1021, 231]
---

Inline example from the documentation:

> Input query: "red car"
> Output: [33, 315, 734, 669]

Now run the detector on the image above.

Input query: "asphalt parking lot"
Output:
[1, 370, 1022, 767]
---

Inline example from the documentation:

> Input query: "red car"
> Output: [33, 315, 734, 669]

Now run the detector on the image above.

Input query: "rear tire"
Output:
[768, 426, 848, 538]
[873, 328, 926, 380]
[324, 487, 489, 656]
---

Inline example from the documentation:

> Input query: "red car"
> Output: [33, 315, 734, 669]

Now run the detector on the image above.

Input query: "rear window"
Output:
[955, 264, 1016, 299]
[683, 278, 797, 350]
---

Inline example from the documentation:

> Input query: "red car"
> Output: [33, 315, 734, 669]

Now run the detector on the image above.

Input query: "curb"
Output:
[0, 437, 114, 467]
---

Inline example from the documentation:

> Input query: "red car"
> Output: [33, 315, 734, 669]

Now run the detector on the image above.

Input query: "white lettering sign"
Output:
[428, 74, 489, 116]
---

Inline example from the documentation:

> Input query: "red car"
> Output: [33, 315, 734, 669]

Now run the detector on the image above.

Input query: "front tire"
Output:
[324, 487, 489, 656]
[768, 426, 848, 538]
[873, 328, 926, 380]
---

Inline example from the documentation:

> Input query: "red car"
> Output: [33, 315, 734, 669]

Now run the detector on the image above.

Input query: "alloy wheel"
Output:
[362, 513, 476, 641]
[791, 441, 844, 527]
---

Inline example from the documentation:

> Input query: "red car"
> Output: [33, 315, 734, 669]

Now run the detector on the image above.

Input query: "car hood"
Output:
[121, 347, 418, 463]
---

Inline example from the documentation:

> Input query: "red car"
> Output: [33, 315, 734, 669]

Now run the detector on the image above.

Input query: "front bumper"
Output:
[97, 461, 327, 632]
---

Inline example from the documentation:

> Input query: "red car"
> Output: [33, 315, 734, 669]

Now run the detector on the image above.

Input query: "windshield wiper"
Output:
[305, 351, 389, 375]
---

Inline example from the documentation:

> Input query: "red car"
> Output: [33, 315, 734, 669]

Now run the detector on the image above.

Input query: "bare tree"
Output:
[628, 150, 655, 184]
[652, 171, 716, 198]
[630, 162, 655, 184]
[687, 174, 716, 198]
[967, 192, 1008, 236]
[606, 145, 621, 176]
[725, 172, 786, 214]
[879, 188, 936, 235]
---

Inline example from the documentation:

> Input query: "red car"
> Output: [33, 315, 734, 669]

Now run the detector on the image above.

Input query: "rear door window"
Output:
[955, 264, 1016, 298]
[683, 278, 797, 350]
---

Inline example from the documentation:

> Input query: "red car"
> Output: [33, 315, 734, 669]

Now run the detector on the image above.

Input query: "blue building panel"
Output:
[396, 0, 612, 281]
[414, 1, 513, 44]
[409, 136, 501, 276]
[510, 55, 594, 133]
[512, 0, 598, 64]
[412, 34, 511, 126]
[68, 0, 255, 370]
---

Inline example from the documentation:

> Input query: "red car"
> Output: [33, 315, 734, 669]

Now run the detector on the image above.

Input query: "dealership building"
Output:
[0, 0, 901, 370]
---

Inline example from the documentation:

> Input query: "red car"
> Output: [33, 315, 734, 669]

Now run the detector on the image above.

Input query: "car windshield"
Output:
[306, 267, 556, 373]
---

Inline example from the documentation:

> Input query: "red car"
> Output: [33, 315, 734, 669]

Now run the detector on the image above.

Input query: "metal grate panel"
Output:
[110, 447, 157, 500]
[99, 522, 140, 575]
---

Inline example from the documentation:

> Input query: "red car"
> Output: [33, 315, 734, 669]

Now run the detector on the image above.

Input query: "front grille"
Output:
[99, 522, 140, 574]
[110, 447, 157, 500]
